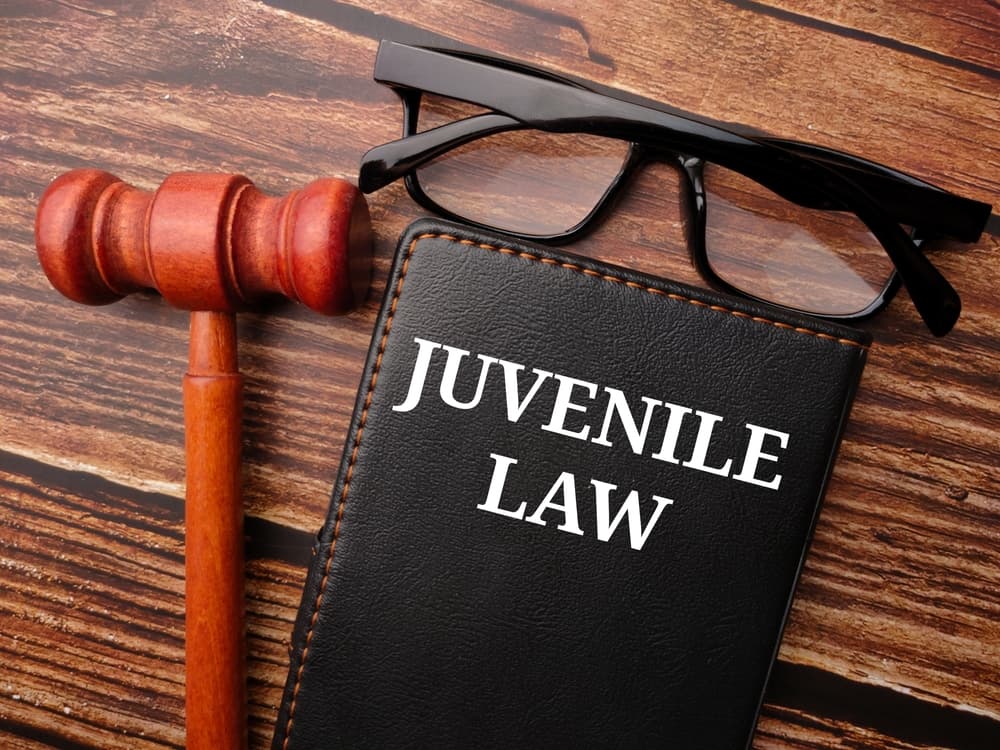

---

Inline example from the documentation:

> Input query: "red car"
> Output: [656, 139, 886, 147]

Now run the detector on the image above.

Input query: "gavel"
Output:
[35, 169, 372, 749]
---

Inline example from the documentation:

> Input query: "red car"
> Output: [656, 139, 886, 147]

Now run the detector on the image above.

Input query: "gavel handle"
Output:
[183, 311, 247, 750]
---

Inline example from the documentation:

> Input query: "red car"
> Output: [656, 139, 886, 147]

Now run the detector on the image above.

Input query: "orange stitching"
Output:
[280, 234, 419, 748]
[279, 229, 867, 746]
[425, 233, 867, 348]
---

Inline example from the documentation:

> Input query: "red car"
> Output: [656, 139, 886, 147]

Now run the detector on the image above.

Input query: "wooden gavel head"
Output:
[35, 169, 372, 315]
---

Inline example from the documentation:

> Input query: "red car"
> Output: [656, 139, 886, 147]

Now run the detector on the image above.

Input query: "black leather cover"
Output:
[272, 218, 870, 750]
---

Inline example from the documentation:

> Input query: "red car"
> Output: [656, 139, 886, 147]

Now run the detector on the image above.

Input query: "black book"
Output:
[273, 219, 870, 749]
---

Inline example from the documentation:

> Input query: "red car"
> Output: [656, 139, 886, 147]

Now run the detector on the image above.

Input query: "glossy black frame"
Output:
[359, 40, 993, 335]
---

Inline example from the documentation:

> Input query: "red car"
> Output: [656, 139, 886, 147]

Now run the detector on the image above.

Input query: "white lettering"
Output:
[541, 375, 598, 441]
[524, 471, 584, 535]
[650, 402, 694, 464]
[396, 336, 793, 506]
[592, 387, 662, 455]
[591, 479, 673, 551]
[477, 453, 526, 519]
[732, 424, 789, 490]
[391, 337, 442, 412]
[498, 360, 553, 423]
[681, 410, 733, 477]
[439, 345, 498, 410]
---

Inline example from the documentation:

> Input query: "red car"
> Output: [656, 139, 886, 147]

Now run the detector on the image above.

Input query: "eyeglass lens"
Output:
[414, 95, 630, 235]
[702, 164, 896, 316]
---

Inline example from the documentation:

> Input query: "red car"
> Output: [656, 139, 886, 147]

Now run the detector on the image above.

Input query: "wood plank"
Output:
[0, 0, 996, 746]
[743, 0, 1000, 72]
[0, 455, 185, 748]
[0, 452, 316, 748]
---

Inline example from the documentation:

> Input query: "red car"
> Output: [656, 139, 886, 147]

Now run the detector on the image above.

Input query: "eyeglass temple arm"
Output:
[360, 109, 811, 207]
[359, 107, 987, 246]
[374, 41, 991, 242]
[761, 138, 992, 242]
[861, 212, 961, 335]
[359, 113, 523, 193]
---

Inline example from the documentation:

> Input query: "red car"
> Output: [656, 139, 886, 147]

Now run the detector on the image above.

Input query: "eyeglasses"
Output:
[359, 41, 993, 336]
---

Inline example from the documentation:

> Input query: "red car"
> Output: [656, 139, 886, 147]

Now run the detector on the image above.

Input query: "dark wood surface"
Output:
[1, 1, 997, 747]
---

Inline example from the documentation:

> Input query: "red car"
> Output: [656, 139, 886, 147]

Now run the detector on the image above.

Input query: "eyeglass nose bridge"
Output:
[614, 147, 711, 278]
[672, 154, 716, 282]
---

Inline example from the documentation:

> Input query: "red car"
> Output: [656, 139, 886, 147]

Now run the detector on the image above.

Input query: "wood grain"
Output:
[184, 312, 246, 750]
[1, 1, 998, 748]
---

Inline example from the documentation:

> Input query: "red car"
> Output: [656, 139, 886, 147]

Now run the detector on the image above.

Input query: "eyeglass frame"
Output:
[359, 40, 993, 336]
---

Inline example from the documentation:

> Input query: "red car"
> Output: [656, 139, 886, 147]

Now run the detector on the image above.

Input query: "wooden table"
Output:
[1, 2, 997, 747]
